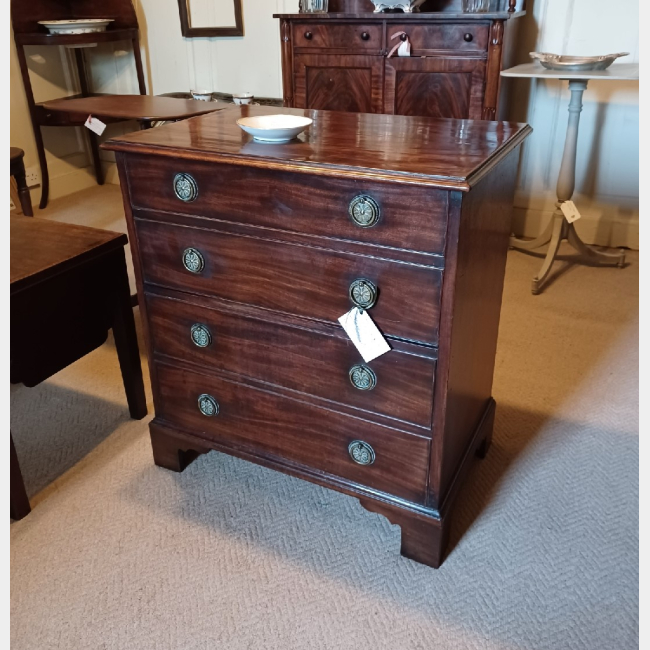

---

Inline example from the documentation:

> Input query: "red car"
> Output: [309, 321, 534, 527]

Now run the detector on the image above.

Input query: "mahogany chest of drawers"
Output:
[105, 106, 531, 568]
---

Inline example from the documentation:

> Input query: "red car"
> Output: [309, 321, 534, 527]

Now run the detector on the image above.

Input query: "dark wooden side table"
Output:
[10, 215, 148, 519]
[10, 148, 33, 217]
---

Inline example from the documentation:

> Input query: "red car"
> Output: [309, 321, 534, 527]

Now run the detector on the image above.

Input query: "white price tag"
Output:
[397, 39, 411, 57]
[338, 308, 391, 363]
[84, 114, 107, 136]
[560, 200, 581, 223]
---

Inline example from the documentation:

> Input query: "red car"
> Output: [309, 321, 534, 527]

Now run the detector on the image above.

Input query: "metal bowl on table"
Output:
[530, 52, 629, 71]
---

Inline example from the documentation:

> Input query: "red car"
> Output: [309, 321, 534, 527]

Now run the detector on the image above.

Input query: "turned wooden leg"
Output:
[149, 422, 207, 472]
[11, 434, 31, 520]
[110, 251, 147, 420]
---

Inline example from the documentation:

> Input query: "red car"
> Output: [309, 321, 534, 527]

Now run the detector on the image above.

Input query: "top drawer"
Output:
[293, 23, 383, 51]
[387, 23, 490, 55]
[125, 155, 448, 256]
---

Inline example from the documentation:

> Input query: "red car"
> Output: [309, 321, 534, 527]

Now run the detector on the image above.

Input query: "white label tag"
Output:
[84, 115, 106, 136]
[560, 200, 581, 223]
[397, 39, 411, 57]
[338, 308, 391, 363]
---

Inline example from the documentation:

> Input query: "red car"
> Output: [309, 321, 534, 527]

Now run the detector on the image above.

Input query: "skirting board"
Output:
[512, 204, 639, 250]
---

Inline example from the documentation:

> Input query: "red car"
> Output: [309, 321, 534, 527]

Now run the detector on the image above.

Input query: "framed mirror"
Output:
[178, 0, 244, 37]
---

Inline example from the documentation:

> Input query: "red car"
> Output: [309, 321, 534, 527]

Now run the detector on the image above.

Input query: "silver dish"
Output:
[530, 52, 629, 71]
[371, 0, 426, 12]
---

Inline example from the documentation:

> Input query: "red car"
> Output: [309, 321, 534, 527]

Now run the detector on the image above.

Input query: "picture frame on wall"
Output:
[178, 0, 244, 37]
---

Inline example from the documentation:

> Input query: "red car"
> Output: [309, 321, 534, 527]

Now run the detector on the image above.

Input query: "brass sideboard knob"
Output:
[197, 393, 219, 417]
[182, 247, 205, 274]
[348, 195, 380, 228]
[190, 323, 212, 348]
[173, 172, 199, 202]
[349, 364, 377, 391]
[348, 440, 375, 466]
[349, 278, 377, 310]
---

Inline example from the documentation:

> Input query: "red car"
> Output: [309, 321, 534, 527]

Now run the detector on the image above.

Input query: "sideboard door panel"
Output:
[294, 54, 384, 113]
[384, 57, 486, 120]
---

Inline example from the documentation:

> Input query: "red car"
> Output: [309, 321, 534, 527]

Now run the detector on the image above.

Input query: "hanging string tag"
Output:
[338, 307, 391, 363]
[387, 31, 412, 58]
[560, 200, 582, 223]
[84, 114, 106, 136]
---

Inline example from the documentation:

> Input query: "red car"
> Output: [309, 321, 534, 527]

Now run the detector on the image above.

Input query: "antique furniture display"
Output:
[178, 0, 244, 37]
[11, 0, 147, 209]
[40, 95, 229, 128]
[10, 215, 148, 519]
[105, 105, 530, 568]
[10, 148, 34, 217]
[501, 62, 638, 294]
[275, 0, 525, 120]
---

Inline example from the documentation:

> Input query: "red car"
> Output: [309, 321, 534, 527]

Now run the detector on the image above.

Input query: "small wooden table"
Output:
[10, 216, 147, 519]
[41, 95, 229, 127]
[501, 63, 638, 294]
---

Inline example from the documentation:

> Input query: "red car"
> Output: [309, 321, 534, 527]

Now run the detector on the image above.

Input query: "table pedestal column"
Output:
[510, 79, 626, 294]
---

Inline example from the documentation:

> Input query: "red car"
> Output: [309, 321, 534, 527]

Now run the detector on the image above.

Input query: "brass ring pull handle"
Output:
[348, 440, 375, 465]
[348, 195, 380, 227]
[190, 323, 212, 348]
[197, 394, 219, 417]
[173, 172, 198, 202]
[349, 364, 377, 391]
[349, 278, 378, 310]
[182, 247, 205, 274]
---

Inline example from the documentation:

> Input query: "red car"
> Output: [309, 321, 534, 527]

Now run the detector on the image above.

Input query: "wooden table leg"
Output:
[11, 153, 34, 217]
[110, 250, 147, 420]
[10, 434, 31, 520]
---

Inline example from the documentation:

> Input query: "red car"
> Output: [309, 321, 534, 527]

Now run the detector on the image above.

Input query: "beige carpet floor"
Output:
[11, 186, 639, 650]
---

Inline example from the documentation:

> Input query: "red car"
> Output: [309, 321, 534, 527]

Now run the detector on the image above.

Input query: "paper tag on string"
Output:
[84, 115, 106, 136]
[560, 200, 581, 223]
[338, 308, 391, 363]
[397, 39, 411, 57]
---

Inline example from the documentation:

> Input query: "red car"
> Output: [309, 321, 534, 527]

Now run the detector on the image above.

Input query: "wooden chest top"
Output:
[104, 105, 531, 190]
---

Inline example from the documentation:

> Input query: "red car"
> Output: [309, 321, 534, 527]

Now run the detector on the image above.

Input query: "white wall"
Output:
[11, 0, 639, 249]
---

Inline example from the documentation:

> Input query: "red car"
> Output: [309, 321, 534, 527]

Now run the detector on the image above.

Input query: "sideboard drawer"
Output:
[136, 218, 442, 345]
[387, 23, 490, 54]
[126, 154, 448, 255]
[293, 23, 383, 51]
[146, 292, 436, 428]
[155, 362, 431, 504]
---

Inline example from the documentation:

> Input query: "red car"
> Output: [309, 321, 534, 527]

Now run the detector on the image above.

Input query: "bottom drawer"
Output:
[155, 362, 431, 504]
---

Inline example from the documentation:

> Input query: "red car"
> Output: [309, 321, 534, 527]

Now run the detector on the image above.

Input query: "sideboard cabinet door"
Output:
[384, 57, 487, 120]
[294, 54, 384, 113]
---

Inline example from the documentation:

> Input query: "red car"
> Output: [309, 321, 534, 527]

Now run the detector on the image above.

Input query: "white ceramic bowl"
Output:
[191, 90, 213, 102]
[236, 114, 313, 143]
[38, 19, 114, 35]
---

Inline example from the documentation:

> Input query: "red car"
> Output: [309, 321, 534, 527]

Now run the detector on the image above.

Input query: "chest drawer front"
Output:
[126, 155, 448, 256]
[388, 24, 490, 54]
[136, 219, 442, 345]
[146, 292, 436, 428]
[293, 23, 382, 51]
[155, 362, 431, 504]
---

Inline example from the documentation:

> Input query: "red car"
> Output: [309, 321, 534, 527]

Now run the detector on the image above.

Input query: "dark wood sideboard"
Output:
[275, 0, 525, 119]
[104, 106, 531, 568]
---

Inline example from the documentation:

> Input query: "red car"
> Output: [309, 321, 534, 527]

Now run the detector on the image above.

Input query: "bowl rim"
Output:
[236, 115, 313, 131]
